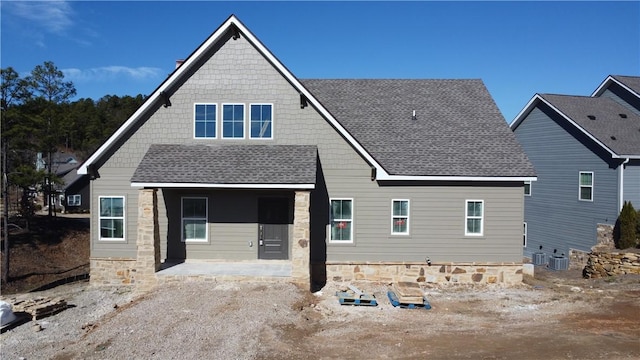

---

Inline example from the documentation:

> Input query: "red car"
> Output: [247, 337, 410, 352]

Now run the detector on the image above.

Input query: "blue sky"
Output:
[1, 1, 638, 122]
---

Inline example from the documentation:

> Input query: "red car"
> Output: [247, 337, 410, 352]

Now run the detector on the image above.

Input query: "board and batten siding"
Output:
[514, 106, 620, 258]
[91, 30, 526, 264]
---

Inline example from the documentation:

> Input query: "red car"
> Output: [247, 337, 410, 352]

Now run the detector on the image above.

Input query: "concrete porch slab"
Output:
[157, 261, 292, 278]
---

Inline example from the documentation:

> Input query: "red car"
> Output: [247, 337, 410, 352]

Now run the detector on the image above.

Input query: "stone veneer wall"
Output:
[291, 191, 310, 287]
[325, 262, 523, 285]
[583, 252, 640, 278]
[569, 224, 616, 270]
[90, 258, 137, 285]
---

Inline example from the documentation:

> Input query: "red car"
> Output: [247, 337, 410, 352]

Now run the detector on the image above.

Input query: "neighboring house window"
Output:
[391, 199, 409, 235]
[579, 171, 593, 201]
[99, 196, 125, 241]
[67, 194, 81, 207]
[182, 197, 208, 242]
[330, 198, 353, 242]
[222, 104, 244, 138]
[194, 104, 217, 138]
[250, 104, 273, 139]
[465, 200, 484, 236]
[523, 222, 527, 247]
[524, 181, 531, 196]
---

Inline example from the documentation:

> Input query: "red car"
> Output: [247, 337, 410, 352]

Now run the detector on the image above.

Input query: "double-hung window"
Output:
[524, 181, 531, 196]
[391, 199, 409, 235]
[330, 198, 353, 242]
[222, 104, 245, 138]
[67, 194, 81, 207]
[523, 222, 528, 247]
[99, 196, 125, 241]
[465, 200, 484, 236]
[579, 171, 593, 201]
[250, 104, 273, 139]
[182, 197, 208, 242]
[194, 104, 217, 138]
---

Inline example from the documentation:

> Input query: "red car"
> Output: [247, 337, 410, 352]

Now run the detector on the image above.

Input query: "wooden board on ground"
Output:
[11, 297, 67, 321]
[393, 282, 424, 304]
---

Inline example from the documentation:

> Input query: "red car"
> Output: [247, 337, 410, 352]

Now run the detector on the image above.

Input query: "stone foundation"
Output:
[325, 262, 523, 285]
[90, 258, 137, 286]
[583, 252, 640, 278]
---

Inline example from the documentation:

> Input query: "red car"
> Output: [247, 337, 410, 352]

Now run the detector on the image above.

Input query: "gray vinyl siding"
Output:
[514, 106, 620, 258]
[91, 31, 524, 264]
[624, 161, 640, 207]
[598, 87, 640, 115]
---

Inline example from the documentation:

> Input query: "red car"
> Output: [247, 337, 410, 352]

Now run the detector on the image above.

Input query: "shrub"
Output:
[614, 201, 638, 249]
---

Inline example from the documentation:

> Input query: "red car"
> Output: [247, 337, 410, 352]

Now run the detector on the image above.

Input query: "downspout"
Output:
[619, 158, 630, 211]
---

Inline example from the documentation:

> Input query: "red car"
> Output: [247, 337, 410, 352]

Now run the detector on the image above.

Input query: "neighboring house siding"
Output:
[624, 161, 640, 206]
[514, 106, 619, 257]
[599, 87, 640, 116]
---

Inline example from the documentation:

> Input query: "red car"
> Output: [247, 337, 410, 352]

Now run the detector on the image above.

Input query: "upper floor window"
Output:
[330, 198, 353, 242]
[99, 196, 125, 241]
[250, 104, 273, 139]
[465, 200, 484, 236]
[579, 171, 593, 201]
[223, 104, 245, 138]
[194, 104, 217, 138]
[524, 181, 531, 196]
[391, 199, 409, 235]
[67, 194, 81, 207]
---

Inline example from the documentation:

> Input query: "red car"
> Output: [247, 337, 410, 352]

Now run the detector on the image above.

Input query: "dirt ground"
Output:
[1, 216, 639, 359]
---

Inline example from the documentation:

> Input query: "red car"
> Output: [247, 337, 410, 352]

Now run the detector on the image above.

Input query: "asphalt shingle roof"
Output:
[613, 75, 640, 95]
[541, 94, 640, 156]
[131, 144, 318, 185]
[302, 79, 536, 177]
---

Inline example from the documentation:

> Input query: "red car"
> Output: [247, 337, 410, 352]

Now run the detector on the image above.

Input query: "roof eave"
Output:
[375, 174, 537, 182]
[130, 182, 315, 190]
[592, 75, 640, 99]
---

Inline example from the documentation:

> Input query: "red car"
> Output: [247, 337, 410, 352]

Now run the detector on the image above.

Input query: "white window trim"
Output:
[524, 181, 531, 196]
[193, 103, 218, 139]
[222, 103, 246, 139]
[67, 194, 81, 206]
[391, 199, 410, 235]
[249, 103, 274, 140]
[465, 199, 484, 237]
[329, 198, 354, 243]
[523, 222, 528, 248]
[181, 196, 209, 243]
[99, 196, 125, 242]
[578, 171, 594, 202]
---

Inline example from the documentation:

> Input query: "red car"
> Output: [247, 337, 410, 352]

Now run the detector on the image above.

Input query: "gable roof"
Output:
[511, 93, 640, 158]
[130, 144, 317, 189]
[78, 14, 535, 182]
[303, 79, 536, 178]
[592, 75, 640, 98]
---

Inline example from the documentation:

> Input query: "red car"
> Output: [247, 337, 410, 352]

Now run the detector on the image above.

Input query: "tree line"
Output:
[1, 61, 146, 219]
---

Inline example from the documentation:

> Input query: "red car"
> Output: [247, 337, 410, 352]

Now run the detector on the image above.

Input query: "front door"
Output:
[258, 197, 290, 260]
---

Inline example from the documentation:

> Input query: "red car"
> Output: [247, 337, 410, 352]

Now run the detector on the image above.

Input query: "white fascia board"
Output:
[78, 16, 240, 175]
[375, 173, 537, 182]
[592, 76, 640, 99]
[613, 154, 640, 160]
[509, 94, 540, 130]
[131, 182, 315, 190]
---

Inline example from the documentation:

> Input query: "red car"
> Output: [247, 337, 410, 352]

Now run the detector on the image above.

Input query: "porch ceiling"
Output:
[130, 144, 317, 188]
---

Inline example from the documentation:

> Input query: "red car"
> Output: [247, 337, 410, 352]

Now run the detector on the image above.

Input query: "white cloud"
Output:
[62, 66, 164, 82]
[5, 1, 74, 34]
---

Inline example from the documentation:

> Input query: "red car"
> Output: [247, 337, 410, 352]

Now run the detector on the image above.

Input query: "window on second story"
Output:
[524, 181, 531, 196]
[223, 104, 244, 138]
[194, 104, 217, 138]
[579, 171, 593, 201]
[250, 104, 273, 139]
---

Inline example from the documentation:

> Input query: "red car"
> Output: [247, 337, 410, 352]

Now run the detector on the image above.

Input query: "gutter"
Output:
[619, 158, 630, 211]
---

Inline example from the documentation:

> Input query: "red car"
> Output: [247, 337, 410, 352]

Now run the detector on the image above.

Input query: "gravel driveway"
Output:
[2, 271, 639, 359]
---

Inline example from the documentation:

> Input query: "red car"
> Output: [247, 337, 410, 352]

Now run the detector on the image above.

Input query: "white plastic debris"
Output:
[0, 301, 18, 327]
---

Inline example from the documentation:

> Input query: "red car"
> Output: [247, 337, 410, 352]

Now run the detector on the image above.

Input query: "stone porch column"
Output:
[292, 190, 311, 288]
[135, 188, 160, 293]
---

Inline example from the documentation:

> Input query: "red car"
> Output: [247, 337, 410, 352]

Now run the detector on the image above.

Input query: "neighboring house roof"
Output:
[511, 93, 640, 158]
[303, 79, 536, 177]
[592, 75, 640, 98]
[130, 144, 317, 189]
[78, 14, 535, 182]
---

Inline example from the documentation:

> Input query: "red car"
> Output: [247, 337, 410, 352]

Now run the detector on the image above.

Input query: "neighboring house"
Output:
[511, 75, 640, 265]
[37, 151, 90, 213]
[78, 15, 535, 290]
